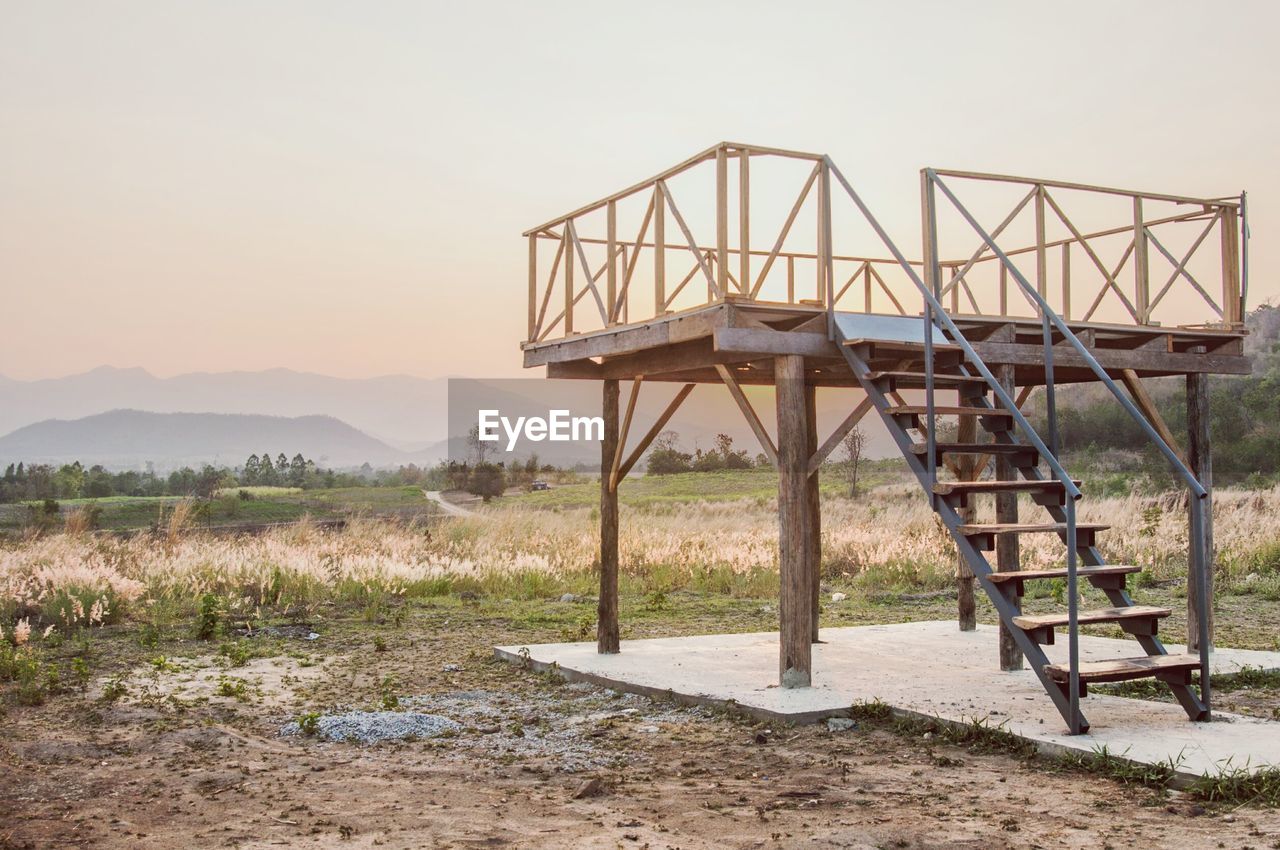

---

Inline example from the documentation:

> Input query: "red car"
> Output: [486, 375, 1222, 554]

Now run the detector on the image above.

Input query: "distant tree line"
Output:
[1025, 303, 1280, 487]
[646, 432, 767, 475]
[0, 451, 572, 504]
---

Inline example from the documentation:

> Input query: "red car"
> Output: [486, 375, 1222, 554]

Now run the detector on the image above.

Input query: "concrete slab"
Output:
[496, 620, 1280, 781]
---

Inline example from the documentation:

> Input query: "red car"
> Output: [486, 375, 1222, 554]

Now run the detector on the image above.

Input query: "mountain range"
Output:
[0, 367, 900, 470]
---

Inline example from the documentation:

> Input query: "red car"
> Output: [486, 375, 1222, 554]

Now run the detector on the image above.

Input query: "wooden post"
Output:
[606, 201, 618, 322]
[1186, 368, 1215, 653]
[564, 228, 574, 335]
[716, 146, 729, 298]
[1134, 197, 1150, 324]
[597, 379, 620, 653]
[654, 185, 666, 311]
[995, 363, 1023, 670]
[956, 411, 978, 631]
[1221, 207, 1241, 325]
[739, 149, 750, 296]
[805, 384, 822, 643]
[1035, 185, 1047, 302]
[776, 355, 812, 687]
[527, 234, 537, 341]
[1061, 242, 1071, 321]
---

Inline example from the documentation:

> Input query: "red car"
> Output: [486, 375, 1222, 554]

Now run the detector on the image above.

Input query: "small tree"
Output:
[646, 430, 692, 475]
[467, 424, 493, 465]
[842, 426, 866, 497]
[468, 462, 506, 501]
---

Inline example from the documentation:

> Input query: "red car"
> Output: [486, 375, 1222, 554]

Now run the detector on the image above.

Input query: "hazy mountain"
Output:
[0, 367, 450, 450]
[0, 367, 902, 471]
[0, 410, 410, 470]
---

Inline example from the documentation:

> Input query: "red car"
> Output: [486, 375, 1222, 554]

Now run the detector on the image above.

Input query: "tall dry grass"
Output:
[2, 485, 1279, 632]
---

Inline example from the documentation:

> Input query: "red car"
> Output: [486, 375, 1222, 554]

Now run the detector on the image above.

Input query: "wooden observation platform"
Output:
[519, 143, 1251, 734]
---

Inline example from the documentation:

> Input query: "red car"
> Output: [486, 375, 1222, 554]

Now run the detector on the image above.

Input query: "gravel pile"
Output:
[281, 711, 460, 744]
[281, 685, 712, 772]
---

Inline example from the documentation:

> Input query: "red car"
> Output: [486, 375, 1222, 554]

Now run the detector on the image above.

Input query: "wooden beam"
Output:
[714, 364, 778, 467]
[609, 377, 643, 492]
[807, 396, 873, 477]
[775, 354, 812, 687]
[713, 326, 841, 360]
[616, 383, 696, 480]
[597, 379, 620, 654]
[1120, 369, 1187, 466]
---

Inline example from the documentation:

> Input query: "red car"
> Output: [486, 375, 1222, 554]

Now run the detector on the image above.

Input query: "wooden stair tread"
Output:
[1013, 605, 1170, 630]
[1044, 654, 1199, 684]
[987, 565, 1140, 583]
[958, 522, 1109, 535]
[887, 405, 1013, 417]
[909, 441, 1039, 456]
[933, 479, 1080, 495]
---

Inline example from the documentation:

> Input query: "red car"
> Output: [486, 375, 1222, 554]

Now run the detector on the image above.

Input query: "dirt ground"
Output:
[4, 597, 1280, 850]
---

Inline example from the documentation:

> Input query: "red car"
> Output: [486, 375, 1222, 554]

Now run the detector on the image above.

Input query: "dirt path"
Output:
[424, 490, 477, 518]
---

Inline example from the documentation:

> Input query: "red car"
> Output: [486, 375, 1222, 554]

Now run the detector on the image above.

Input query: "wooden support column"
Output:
[776, 355, 812, 687]
[597, 379, 620, 654]
[956, 411, 978, 631]
[995, 363, 1023, 670]
[1186, 368, 1215, 653]
[805, 384, 821, 643]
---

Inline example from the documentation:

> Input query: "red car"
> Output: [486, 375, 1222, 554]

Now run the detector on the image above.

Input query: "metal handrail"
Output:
[825, 161, 1083, 499]
[825, 159, 1090, 731]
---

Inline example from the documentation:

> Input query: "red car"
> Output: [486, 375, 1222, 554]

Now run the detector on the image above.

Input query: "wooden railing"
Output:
[523, 143, 1248, 343]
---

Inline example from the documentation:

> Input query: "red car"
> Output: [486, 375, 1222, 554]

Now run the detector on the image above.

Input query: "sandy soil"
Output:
[4, 606, 1280, 850]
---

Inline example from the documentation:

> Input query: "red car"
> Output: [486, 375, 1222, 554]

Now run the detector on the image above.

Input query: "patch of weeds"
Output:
[847, 699, 893, 724]
[101, 673, 129, 703]
[643, 588, 669, 611]
[1058, 744, 1182, 790]
[196, 593, 226, 641]
[297, 711, 321, 736]
[559, 614, 596, 642]
[219, 641, 252, 668]
[215, 676, 249, 700]
[379, 675, 400, 711]
[70, 656, 92, 691]
[889, 714, 1037, 760]
[373, 636, 388, 653]
[148, 655, 178, 673]
[0, 644, 61, 706]
[1188, 763, 1280, 807]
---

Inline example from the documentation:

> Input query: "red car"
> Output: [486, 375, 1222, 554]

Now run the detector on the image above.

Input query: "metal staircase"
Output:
[823, 164, 1214, 735]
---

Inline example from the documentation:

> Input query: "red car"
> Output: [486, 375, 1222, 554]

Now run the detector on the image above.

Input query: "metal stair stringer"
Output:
[836, 336, 1091, 733]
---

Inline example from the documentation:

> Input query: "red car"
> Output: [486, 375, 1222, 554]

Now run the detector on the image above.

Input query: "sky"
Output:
[1, 1, 1277, 381]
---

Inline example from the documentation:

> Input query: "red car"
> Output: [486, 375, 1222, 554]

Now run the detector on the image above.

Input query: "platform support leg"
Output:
[1186, 369, 1214, 654]
[956, 411, 977, 632]
[776, 355, 812, 686]
[805, 384, 822, 643]
[995, 364, 1024, 670]
[597, 378, 620, 654]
